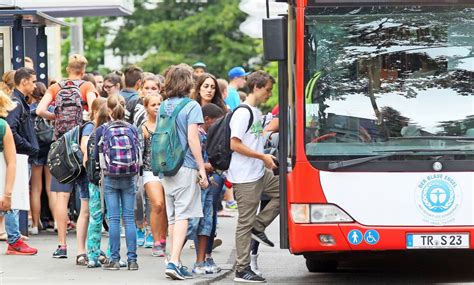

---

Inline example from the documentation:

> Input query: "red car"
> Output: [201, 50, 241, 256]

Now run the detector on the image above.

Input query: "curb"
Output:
[195, 249, 236, 285]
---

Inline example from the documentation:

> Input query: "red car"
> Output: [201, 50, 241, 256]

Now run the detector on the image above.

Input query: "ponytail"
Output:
[107, 94, 125, 121]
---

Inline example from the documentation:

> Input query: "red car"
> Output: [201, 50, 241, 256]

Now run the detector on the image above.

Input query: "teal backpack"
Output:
[0, 118, 6, 151]
[151, 98, 191, 177]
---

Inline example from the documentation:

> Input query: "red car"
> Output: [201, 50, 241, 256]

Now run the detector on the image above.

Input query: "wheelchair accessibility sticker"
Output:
[348, 229, 380, 245]
[364, 230, 380, 245]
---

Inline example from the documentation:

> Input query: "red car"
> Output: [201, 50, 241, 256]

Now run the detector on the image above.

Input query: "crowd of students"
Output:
[0, 54, 280, 283]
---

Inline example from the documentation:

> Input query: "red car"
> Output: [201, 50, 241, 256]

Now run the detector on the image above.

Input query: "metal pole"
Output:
[70, 17, 84, 55]
[12, 15, 24, 70]
[36, 26, 48, 85]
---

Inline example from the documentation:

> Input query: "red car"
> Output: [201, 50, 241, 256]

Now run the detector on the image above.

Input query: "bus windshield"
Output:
[304, 6, 474, 162]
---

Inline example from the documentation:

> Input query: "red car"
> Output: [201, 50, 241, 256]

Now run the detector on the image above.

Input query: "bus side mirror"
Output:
[262, 17, 287, 61]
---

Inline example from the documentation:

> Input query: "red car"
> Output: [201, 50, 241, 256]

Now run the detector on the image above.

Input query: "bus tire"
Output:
[305, 258, 338, 273]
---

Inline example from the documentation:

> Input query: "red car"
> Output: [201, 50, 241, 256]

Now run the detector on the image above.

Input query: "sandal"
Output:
[98, 251, 109, 264]
[76, 254, 89, 266]
[87, 260, 101, 268]
[0, 232, 6, 241]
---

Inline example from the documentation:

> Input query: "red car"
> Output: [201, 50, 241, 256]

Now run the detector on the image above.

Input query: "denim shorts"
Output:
[50, 174, 90, 200]
[187, 187, 213, 238]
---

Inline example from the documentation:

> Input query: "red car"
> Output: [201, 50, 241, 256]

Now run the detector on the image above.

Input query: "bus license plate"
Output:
[406, 233, 469, 249]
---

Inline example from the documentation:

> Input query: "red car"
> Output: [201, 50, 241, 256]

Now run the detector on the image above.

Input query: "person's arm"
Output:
[264, 117, 279, 134]
[81, 135, 90, 168]
[188, 123, 209, 189]
[230, 137, 276, 169]
[36, 91, 55, 120]
[5, 105, 33, 154]
[86, 91, 96, 111]
[0, 126, 16, 211]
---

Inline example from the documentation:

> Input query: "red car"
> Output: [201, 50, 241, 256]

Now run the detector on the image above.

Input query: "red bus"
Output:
[263, 0, 474, 272]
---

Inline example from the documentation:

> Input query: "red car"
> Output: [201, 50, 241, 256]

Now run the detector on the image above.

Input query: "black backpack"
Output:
[207, 105, 253, 171]
[85, 129, 101, 185]
[34, 116, 54, 146]
[125, 96, 146, 127]
[47, 122, 92, 184]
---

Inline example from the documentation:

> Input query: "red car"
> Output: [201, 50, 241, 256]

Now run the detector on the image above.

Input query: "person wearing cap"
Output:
[225, 67, 249, 111]
[192, 62, 207, 77]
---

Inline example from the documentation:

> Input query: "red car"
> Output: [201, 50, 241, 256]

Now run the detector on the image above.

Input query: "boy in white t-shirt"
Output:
[228, 70, 279, 283]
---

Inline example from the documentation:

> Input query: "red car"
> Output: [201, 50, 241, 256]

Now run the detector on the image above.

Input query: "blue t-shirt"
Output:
[163, 97, 204, 170]
[82, 122, 94, 137]
[225, 87, 241, 111]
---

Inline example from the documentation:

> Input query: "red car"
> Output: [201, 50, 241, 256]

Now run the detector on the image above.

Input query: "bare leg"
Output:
[169, 219, 188, 265]
[30, 165, 43, 228]
[76, 199, 89, 255]
[145, 181, 168, 242]
[44, 167, 55, 223]
[55, 192, 71, 246]
[196, 235, 209, 263]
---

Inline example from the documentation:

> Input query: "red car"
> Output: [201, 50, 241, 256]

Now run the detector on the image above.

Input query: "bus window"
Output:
[304, 6, 474, 163]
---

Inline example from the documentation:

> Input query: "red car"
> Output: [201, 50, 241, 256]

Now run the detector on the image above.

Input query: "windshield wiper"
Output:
[327, 149, 466, 170]
[391, 136, 474, 141]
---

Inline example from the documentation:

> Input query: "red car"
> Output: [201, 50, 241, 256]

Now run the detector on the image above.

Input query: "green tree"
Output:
[61, 17, 108, 76]
[109, 0, 260, 78]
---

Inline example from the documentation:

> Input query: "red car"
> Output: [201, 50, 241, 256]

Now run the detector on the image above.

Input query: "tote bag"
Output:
[0, 153, 30, 210]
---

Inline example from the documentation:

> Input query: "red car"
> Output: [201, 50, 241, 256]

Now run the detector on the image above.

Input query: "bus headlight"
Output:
[310, 204, 353, 223]
[290, 204, 310, 223]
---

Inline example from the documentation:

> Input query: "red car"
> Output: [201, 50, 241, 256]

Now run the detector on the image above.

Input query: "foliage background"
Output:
[60, 0, 278, 112]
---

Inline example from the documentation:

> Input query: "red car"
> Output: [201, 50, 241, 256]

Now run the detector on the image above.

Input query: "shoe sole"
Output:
[233, 277, 266, 283]
[103, 267, 120, 270]
[128, 268, 139, 271]
[165, 270, 185, 280]
[212, 239, 223, 250]
[152, 252, 166, 257]
[52, 255, 67, 258]
[6, 250, 37, 255]
[251, 233, 274, 247]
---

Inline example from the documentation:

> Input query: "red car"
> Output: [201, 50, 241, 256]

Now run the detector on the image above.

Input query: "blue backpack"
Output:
[151, 98, 191, 177]
[98, 121, 141, 177]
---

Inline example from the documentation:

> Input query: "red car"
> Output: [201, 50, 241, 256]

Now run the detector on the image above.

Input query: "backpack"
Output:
[0, 118, 6, 152]
[47, 122, 92, 184]
[125, 96, 146, 127]
[206, 104, 253, 171]
[151, 98, 191, 177]
[54, 80, 85, 139]
[98, 121, 141, 177]
[34, 116, 54, 146]
[85, 129, 101, 185]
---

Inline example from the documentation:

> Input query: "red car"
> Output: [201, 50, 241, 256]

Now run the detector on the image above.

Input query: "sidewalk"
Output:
[0, 214, 237, 285]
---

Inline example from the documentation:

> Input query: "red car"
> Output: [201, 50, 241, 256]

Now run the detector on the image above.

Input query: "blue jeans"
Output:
[5, 210, 21, 244]
[206, 173, 224, 254]
[103, 176, 138, 262]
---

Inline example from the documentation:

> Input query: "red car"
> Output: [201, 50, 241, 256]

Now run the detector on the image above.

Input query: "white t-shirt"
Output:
[227, 104, 265, 184]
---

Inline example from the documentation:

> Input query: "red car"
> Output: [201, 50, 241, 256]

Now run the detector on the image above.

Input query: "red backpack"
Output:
[54, 80, 85, 139]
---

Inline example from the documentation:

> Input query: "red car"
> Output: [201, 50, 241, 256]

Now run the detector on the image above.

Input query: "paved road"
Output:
[2, 214, 474, 284]
[216, 218, 474, 284]
[0, 214, 237, 285]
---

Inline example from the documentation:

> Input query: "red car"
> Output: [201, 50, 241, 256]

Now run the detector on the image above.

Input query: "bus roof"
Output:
[304, 0, 474, 7]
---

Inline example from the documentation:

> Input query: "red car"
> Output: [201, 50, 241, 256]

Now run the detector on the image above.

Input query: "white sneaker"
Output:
[29, 227, 39, 235]
[250, 254, 262, 276]
[120, 226, 125, 238]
